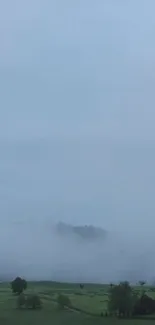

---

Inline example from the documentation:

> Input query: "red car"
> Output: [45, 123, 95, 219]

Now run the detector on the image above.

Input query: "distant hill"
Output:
[55, 222, 107, 241]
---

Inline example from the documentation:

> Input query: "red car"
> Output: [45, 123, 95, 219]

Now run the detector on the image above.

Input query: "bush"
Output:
[11, 277, 27, 295]
[26, 294, 42, 309]
[17, 293, 42, 310]
[57, 294, 71, 309]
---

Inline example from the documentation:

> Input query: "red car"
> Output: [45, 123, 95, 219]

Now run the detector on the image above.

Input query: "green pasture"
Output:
[0, 281, 155, 324]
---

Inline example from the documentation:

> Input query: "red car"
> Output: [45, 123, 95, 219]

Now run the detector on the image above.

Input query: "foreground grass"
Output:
[0, 282, 155, 324]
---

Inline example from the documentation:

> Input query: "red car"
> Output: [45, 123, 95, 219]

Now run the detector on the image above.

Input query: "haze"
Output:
[0, 0, 155, 283]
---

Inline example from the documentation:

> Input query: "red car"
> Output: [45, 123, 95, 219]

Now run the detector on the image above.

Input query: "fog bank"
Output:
[0, 221, 154, 284]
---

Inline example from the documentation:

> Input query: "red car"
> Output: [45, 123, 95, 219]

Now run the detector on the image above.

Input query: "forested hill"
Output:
[55, 222, 107, 241]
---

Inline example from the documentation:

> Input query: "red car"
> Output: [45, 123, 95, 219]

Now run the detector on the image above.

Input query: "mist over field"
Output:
[0, 218, 154, 284]
[0, 139, 155, 284]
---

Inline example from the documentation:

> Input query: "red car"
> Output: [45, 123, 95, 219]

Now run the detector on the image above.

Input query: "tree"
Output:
[108, 281, 135, 317]
[133, 294, 155, 315]
[139, 281, 146, 286]
[11, 277, 27, 295]
[139, 281, 146, 296]
[80, 284, 84, 289]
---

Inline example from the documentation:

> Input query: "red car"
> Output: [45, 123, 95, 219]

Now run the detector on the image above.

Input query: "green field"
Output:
[0, 281, 155, 324]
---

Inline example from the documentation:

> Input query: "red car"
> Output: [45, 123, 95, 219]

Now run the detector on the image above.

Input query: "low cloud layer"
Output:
[0, 221, 154, 284]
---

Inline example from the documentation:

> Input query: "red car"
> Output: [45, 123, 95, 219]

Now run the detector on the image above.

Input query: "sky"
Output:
[0, 0, 155, 233]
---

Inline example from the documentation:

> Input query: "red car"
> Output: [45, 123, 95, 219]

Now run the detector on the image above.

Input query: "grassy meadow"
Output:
[0, 281, 155, 324]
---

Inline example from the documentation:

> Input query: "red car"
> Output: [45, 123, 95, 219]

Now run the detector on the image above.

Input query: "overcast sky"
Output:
[0, 0, 155, 231]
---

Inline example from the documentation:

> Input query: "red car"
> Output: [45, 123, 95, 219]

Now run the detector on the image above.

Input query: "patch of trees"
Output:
[133, 294, 155, 316]
[108, 281, 155, 318]
[56, 222, 106, 241]
[11, 277, 27, 295]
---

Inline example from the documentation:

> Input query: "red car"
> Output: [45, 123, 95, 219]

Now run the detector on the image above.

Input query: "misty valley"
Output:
[0, 0, 154, 323]
[0, 222, 154, 324]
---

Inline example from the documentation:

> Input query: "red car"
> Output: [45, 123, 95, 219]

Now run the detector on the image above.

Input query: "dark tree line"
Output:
[108, 281, 155, 317]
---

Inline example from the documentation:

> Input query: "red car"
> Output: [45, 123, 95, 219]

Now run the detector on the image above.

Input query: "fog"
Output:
[0, 139, 155, 284]
[0, 0, 155, 284]
[0, 220, 154, 284]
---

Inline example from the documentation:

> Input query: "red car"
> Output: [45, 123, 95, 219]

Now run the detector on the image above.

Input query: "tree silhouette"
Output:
[108, 281, 135, 317]
[11, 277, 27, 295]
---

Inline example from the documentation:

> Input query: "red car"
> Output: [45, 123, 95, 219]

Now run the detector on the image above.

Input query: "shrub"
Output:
[57, 294, 71, 309]
[17, 293, 42, 310]
[25, 294, 42, 309]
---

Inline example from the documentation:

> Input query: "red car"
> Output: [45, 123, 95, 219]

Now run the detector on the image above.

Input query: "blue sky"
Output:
[0, 0, 155, 231]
